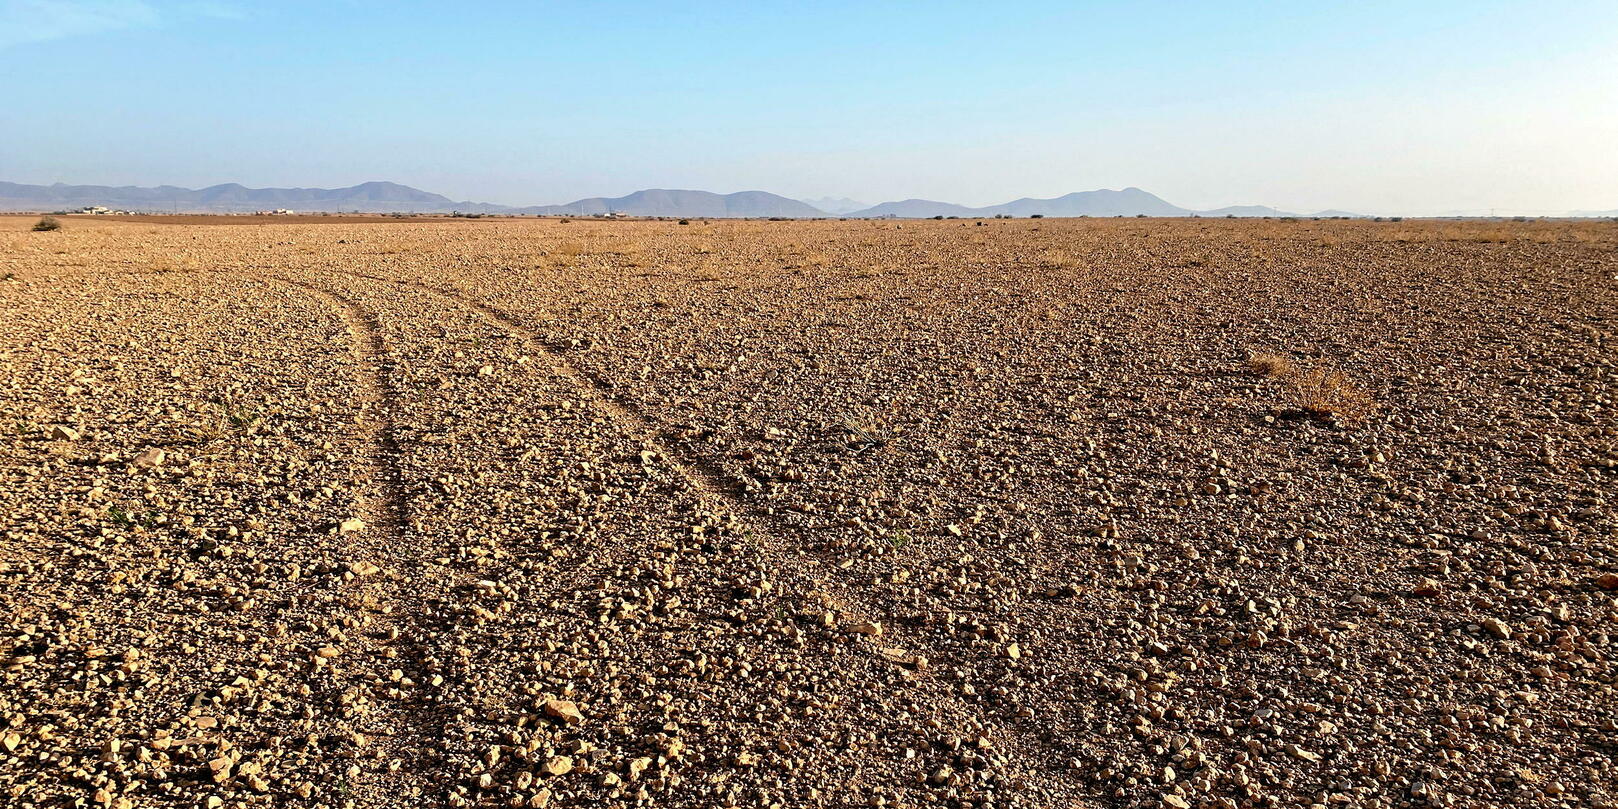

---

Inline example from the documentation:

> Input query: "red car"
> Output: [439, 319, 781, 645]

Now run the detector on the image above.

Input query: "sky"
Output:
[2, 0, 1616, 215]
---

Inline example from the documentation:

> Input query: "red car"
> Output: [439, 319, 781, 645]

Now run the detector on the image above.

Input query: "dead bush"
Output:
[33, 216, 62, 232]
[1247, 351, 1295, 378]
[1287, 366, 1376, 422]
[1249, 352, 1375, 422]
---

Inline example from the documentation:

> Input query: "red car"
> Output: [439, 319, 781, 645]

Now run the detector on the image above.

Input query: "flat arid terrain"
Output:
[2, 215, 1615, 809]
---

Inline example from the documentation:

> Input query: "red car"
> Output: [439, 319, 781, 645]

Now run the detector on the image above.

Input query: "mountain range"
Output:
[0, 181, 474, 214]
[0, 179, 1378, 218]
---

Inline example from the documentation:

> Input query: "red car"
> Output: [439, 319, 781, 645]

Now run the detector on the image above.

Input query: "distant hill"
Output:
[850, 190, 1366, 219]
[848, 187, 1193, 218]
[799, 197, 869, 215]
[993, 188, 1192, 217]
[0, 180, 486, 213]
[514, 189, 823, 218]
[850, 199, 981, 218]
[1570, 209, 1618, 218]
[0, 179, 1363, 219]
[0, 181, 826, 218]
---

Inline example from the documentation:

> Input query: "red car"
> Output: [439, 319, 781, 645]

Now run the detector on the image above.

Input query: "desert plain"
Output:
[1, 215, 1615, 809]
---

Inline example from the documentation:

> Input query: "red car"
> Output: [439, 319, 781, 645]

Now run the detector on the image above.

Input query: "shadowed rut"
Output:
[8, 217, 1615, 809]
[308, 269, 1095, 803]
[267, 276, 461, 805]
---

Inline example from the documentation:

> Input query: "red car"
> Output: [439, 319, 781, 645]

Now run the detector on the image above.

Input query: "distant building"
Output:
[79, 206, 110, 214]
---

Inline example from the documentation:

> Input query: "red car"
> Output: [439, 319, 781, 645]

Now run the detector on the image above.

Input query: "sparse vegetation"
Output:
[1287, 365, 1376, 421]
[1249, 351, 1375, 421]
[837, 410, 887, 452]
[1, 214, 1610, 809]
[32, 216, 62, 232]
[1247, 351, 1295, 379]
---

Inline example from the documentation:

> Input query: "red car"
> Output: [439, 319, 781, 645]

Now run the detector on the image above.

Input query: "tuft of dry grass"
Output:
[32, 216, 62, 232]
[1037, 249, 1078, 269]
[1247, 351, 1295, 379]
[1289, 366, 1376, 421]
[1249, 352, 1376, 422]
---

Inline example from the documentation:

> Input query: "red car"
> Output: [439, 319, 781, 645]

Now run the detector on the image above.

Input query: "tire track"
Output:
[326, 270, 1093, 801]
[265, 275, 458, 808]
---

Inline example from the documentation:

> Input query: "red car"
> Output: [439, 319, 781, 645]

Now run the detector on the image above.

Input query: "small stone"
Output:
[132, 447, 166, 469]
[849, 620, 883, 636]
[1162, 795, 1191, 809]
[527, 789, 552, 808]
[1285, 743, 1321, 762]
[348, 560, 382, 576]
[1413, 579, 1441, 597]
[627, 756, 652, 780]
[1596, 573, 1618, 591]
[543, 699, 583, 725]
[1480, 617, 1511, 640]
[208, 756, 233, 782]
[542, 755, 573, 776]
[339, 518, 366, 534]
[50, 425, 79, 441]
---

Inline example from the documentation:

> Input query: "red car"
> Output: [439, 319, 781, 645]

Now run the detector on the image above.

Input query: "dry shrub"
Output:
[33, 216, 62, 232]
[1038, 249, 1078, 269]
[1247, 352, 1295, 379]
[1249, 352, 1376, 422]
[1287, 366, 1376, 421]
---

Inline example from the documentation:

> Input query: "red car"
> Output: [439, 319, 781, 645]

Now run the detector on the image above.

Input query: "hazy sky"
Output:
[3, 0, 1616, 214]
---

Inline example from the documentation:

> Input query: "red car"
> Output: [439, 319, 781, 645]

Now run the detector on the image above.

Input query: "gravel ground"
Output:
[1, 215, 1614, 809]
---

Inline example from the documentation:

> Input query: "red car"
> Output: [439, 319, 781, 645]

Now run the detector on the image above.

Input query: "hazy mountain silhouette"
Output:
[0, 179, 1362, 218]
[0, 181, 828, 217]
[513, 189, 823, 218]
[850, 199, 981, 218]
[850, 191, 1367, 218]
[849, 188, 1193, 218]
[0, 180, 472, 213]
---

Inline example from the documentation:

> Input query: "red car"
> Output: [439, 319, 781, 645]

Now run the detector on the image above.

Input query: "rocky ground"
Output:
[1, 214, 1614, 809]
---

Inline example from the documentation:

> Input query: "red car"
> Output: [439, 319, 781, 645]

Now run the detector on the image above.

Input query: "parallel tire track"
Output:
[326, 270, 1092, 802]
[266, 275, 456, 808]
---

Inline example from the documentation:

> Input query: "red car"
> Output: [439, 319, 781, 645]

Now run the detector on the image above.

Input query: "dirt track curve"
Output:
[2, 215, 1615, 809]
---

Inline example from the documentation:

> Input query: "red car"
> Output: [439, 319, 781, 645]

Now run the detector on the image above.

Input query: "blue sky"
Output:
[2, 1, 1616, 214]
